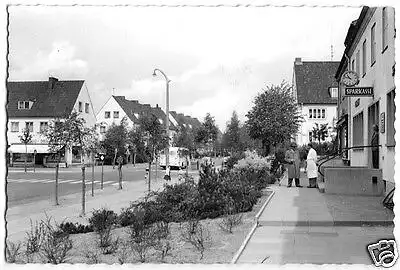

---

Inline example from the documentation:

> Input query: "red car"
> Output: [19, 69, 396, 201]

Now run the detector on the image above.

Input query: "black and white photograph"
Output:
[1, 0, 399, 267]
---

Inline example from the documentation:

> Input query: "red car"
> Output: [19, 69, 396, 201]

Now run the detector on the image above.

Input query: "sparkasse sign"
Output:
[345, 87, 374, 96]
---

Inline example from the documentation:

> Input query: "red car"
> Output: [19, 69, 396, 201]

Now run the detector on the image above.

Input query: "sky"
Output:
[7, 5, 362, 131]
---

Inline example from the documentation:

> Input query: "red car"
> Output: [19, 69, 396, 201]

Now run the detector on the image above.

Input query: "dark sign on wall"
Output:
[345, 87, 374, 96]
[380, 112, 385, 133]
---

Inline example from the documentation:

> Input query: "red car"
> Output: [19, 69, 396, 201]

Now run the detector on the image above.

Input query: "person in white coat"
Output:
[305, 143, 318, 188]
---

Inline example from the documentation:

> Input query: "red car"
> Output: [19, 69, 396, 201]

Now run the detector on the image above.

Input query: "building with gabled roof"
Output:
[292, 58, 340, 145]
[7, 77, 97, 167]
[96, 95, 178, 140]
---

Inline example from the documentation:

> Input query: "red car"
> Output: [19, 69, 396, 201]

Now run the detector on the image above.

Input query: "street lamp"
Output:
[153, 68, 171, 172]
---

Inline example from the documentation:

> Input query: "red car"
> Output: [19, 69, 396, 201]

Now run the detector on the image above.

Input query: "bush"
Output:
[88, 208, 118, 248]
[6, 240, 21, 263]
[59, 221, 93, 234]
[219, 200, 243, 233]
[225, 151, 245, 170]
[25, 219, 44, 255]
[181, 220, 211, 260]
[40, 216, 73, 264]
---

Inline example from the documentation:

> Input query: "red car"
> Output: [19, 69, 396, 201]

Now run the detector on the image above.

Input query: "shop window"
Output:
[25, 122, 33, 133]
[387, 90, 395, 146]
[353, 111, 364, 147]
[11, 122, 19, 132]
[105, 111, 110, 118]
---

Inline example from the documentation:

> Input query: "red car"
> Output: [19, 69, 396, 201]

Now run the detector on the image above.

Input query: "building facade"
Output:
[335, 6, 396, 192]
[7, 77, 97, 166]
[292, 58, 340, 146]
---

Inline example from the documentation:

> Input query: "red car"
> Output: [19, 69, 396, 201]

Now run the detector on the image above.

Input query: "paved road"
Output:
[6, 158, 223, 207]
[6, 164, 180, 207]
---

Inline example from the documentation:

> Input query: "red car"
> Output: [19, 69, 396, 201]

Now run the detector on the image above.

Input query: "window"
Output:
[113, 111, 119, 118]
[351, 59, 355, 71]
[85, 103, 89, 113]
[40, 122, 48, 133]
[309, 131, 313, 142]
[317, 109, 321, 119]
[353, 112, 364, 147]
[362, 39, 367, 76]
[387, 90, 396, 146]
[78, 102, 82, 112]
[371, 23, 376, 64]
[322, 109, 326, 119]
[309, 109, 312, 118]
[329, 87, 338, 98]
[100, 126, 106, 134]
[356, 50, 360, 75]
[105, 111, 110, 118]
[313, 109, 316, 119]
[11, 122, 19, 132]
[18, 101, 30, 110]
[382, 7, 389, 52]
[25, 122, 33, 133]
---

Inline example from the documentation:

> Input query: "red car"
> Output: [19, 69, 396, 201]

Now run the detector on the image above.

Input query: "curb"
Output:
[230, 188, 275, 264]
[258, 220, 394, 227]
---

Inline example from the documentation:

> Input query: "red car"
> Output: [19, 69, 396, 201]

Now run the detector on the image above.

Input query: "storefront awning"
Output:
[8, 144, 51, 154]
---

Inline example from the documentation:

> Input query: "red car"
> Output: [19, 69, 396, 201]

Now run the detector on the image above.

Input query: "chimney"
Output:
[48, 76, 58, 89]
[294, 57, 302, 65]
[156, 104, 159, 108]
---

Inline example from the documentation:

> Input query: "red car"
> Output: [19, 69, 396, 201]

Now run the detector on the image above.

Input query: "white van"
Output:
[159, 147, 190, 169]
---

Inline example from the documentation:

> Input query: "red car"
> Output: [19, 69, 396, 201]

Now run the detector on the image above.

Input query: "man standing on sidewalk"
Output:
[285, 142, 302, 188]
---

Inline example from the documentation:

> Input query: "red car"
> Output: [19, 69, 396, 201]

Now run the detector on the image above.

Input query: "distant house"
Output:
[7, 77, 97, 167]
[292, 58, 340, 145]
[96, 95, 178, 141]
[170, 111, 202, 131]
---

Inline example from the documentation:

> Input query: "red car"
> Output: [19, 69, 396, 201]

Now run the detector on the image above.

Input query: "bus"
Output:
[159, 147, 190, 169]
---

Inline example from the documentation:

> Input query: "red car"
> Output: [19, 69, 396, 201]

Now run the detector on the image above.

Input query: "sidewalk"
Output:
[237, 170, 395, 264]
[6, 172, 197, 243]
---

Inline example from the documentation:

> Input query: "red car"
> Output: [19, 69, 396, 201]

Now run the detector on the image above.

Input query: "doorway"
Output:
[368, 101, 379, 168]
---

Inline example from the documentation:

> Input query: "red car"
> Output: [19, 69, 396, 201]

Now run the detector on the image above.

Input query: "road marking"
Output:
[111, 183, 119, 186]
[59, 179, 76, 183]
[102, 181, 114, 185]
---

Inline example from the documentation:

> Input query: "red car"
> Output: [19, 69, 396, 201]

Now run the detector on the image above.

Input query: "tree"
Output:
[195, 113, 219, 156]
[137, 114, 169, 192]
[172, 125, 195, 152]
[246, 81, 302, 155]
[45, 112, 95, 211]
[312, 123, 329, 144]
[19, 127, 32, 173]
[101, 122, 128, 165]
[224, 111, 242, 154]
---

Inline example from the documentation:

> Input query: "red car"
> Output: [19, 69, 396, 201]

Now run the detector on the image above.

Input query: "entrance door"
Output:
[367, 101, 379, 167]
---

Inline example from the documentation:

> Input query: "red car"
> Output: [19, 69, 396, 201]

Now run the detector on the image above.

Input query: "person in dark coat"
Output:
[371, 124, 379, 169]
[285, 142, 302, 188]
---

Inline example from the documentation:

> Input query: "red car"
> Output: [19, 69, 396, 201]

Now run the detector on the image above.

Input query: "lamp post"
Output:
[152, 68, 171, 172]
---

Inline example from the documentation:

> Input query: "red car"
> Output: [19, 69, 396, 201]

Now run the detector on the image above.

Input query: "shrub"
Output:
[82, 245, 102, 264]
[225, 151, 245, 170]
[25, 219, 44, 254]
[218, 200, 243, 233]
[88, 208, 118, 248]
[40, 216, 73, 264]
[6, 240, 21, 263]
[59, 221, 93, 234]
[116, 239, 131, 264]
[181, 220, 211, 260]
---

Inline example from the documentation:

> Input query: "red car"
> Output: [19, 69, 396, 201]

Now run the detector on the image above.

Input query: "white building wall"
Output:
[346, 7, 395, 184]
[8, 117, 52, 145]
[296, 104, 337, 145]
[95, 97, 135, 140]
[72, 83, 97, 127]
